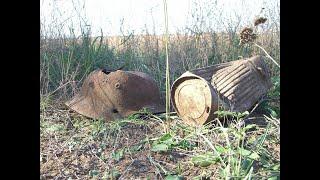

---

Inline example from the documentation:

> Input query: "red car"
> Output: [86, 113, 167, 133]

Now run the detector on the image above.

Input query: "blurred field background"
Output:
[40, 0, 279, 101]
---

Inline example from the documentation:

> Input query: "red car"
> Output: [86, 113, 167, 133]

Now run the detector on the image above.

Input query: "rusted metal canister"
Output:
[171, 72, 220, 126]
[211, 56, 272, 112]
[171, 55, 272, 126]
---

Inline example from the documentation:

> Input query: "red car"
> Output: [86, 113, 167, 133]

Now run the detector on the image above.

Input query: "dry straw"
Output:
[163, 0, 170, 123]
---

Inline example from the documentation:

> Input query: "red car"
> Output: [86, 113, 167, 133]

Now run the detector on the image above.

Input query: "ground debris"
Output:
[41, 103, 280, 179]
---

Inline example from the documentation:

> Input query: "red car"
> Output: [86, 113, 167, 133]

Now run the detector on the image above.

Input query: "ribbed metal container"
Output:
[171, 55, 272, 126]
[210, 56, 272, 112]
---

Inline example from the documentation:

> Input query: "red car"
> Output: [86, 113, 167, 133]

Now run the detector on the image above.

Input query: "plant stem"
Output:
[163, 0, 170, 124]
[254, 43, 280, 68]
[198, 133, 227, 168]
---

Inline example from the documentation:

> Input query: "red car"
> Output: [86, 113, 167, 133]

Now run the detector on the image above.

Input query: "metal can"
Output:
[171, 55, 272, 126]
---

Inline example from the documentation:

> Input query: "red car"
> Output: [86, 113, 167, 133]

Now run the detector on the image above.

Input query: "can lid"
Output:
[171, 72, 218, 126]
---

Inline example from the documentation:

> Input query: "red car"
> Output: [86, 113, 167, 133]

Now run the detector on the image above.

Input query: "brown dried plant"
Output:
[239, 27, 257, 45]
[254, 17, 267, 26]
[239, 17, 279, 68]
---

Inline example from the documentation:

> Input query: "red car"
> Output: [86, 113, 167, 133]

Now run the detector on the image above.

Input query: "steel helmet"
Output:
[65, 69, 165, 121]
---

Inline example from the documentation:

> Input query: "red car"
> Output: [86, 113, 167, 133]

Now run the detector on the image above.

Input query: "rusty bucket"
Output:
[171, 55, 272, 126]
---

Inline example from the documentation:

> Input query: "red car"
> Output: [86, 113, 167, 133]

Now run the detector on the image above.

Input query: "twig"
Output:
[88, 145, 107, 165]
[148, 156, 167, 178]
[254, 43, 280, 68]
[197, 133, 227, 168]
[156, 160, 176, 168]
[118, 160, 135, 180]
[45, 81, 77, 98]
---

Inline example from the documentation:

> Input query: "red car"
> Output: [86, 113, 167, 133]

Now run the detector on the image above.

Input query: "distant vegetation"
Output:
[40, 0, 280, 101]
[40, 25, 280, 102]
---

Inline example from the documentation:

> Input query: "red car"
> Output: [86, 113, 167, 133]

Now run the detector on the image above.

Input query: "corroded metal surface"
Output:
[210, 56, 272, 112]
[65, 69, 165, 121]
[171, 55, 272, 126]
[171, 72, 219, 126]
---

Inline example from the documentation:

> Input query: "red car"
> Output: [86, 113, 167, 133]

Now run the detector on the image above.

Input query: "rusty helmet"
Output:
[65, 69, 165, 121]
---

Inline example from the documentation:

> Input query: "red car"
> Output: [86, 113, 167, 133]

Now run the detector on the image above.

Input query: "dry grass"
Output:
[40, 98, 280, 179]
[40, 31, 280, 100]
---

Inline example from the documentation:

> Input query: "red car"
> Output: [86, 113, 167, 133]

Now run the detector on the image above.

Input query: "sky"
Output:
[40, 0, 279, 37]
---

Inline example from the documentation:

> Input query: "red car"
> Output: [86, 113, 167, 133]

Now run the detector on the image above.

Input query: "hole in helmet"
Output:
[102, 65, 125, 75]
[115, 82, 121, 89]
[206, 106, 210, 113]
[102, 68, 111, 75]
[112, 108, 119, 113]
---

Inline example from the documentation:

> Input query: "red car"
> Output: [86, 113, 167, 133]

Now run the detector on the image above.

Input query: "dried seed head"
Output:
[239, 27, 257, 45]
[254, 17, 267, 26]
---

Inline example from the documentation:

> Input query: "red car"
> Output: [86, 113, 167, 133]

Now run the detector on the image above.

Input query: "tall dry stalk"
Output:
[254, 42, 280, 68]
[163, 0, 170, 123]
